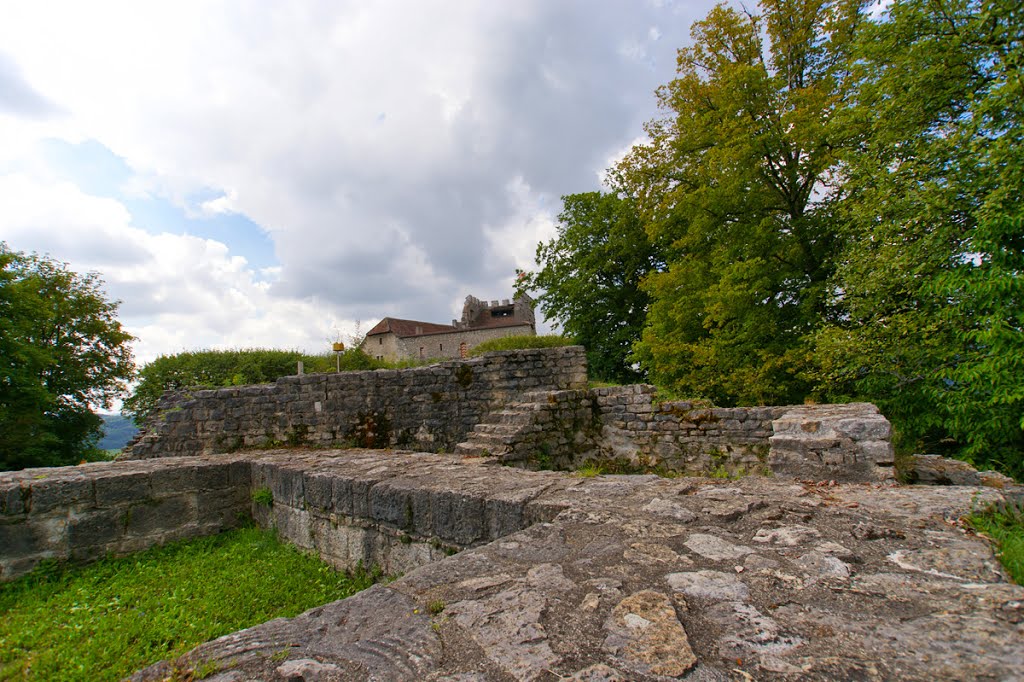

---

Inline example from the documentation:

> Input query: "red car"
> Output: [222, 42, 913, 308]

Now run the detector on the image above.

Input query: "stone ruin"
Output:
[1, 347, 1022, 680]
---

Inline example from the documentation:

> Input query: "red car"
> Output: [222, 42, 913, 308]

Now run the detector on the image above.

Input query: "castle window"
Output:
[439, 343, 443, 352]
[378, 337, 382, 345]
[419, 346, 424, 358]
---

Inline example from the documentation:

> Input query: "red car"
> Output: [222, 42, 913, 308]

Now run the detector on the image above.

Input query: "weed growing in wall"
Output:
[251, 487, 274, 506]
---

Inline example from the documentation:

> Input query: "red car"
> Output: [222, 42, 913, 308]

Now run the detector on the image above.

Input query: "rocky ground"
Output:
[133, 451, 1023, 681]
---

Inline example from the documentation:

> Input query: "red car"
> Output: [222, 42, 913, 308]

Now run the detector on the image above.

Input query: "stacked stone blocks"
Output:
[0, 457, 250, 581]
[124, 347, 589, 460]
[462, 385, 893, 480]
[0, 451, 570, 582]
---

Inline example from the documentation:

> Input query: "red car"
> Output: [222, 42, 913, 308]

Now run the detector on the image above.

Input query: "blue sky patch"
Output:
[36, 138, 278, 271]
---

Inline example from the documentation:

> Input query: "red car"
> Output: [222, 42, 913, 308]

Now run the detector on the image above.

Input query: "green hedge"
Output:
[468, 334, 575, 357]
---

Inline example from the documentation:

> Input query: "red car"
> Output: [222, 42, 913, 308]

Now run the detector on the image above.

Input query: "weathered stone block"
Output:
[94, 473, 150, 506]
[431, 491, 485, 545]
[0, 484, 25, 516]
[273, 506, 313, 549]
[0, 521, 49, 556]
[196, 488, 248, 526]
[303, 472, 335, 510]
[271, 467, 305, 507]
[149, 466, 198, 496]
[68, 509, 124, 549]
[369, 483, 414, 530]
[26, 477, 94, 514]
[125, 496, 196, 536]
[859, 440, 895, 464]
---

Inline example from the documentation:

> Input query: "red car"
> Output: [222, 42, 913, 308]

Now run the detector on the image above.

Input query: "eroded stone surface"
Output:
[602, 590, 696, 677]
[667, 570, 751, 602]
[8, 449, 1012, 682]
[683, 533, 755, 561]
[447, 586, 560, 680]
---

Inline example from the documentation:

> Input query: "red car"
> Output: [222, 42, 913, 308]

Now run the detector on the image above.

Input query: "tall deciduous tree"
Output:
[816, 0, 1023, 472]
[516, 192, 660, 383]
[616, 0, 864, 406]
[0, 244, 135, 470]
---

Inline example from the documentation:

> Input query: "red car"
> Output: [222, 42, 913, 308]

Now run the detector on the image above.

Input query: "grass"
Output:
[966, 499, 1024, 585]
[250, 486, 273, 506]
[0, 526, 380, 681]
[573, 463, 604, 478]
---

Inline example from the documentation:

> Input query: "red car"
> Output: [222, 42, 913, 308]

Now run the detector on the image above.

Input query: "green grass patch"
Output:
[0, 527, 380, 681]
[468, 334, 575, 357]
[250, 486, 273, 506]
[573, 463, 604, 478]
[966, 499, 1024, 585]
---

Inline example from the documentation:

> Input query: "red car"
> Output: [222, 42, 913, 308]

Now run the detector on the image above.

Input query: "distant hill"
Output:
[98, 414, 139, 451]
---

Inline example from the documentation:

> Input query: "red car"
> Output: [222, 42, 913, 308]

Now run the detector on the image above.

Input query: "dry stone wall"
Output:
[594, 387, 894, 480]
[124, 347, 588, 459]
[0, 457, 250, 581]
[592, 385, 784, 473]
[459, 385, 894, 481]
[0, 450, 569, 582]
[123, 347, 892, 481]
[247, 450, 567, 576]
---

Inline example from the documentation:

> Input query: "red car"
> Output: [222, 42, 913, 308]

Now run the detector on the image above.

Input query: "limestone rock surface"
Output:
[69, 450, 1018, 681]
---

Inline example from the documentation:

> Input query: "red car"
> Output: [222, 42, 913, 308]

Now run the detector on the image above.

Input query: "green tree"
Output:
[0, 244, 135, 471]
[616, 0, 864, 405]
[124, 347, 382, 424]
[816, 0, 1023, 473]
[516, 192, 661, 383]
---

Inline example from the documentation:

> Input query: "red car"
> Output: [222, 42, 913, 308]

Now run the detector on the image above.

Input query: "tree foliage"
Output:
[0, 244, 135, 471]
[615, 0, 863, 405]
[516, 192, 660, 383]
[123, 348, 381, 425]
[521, 0, 1021, 474]
[816, 0, 1024, 472]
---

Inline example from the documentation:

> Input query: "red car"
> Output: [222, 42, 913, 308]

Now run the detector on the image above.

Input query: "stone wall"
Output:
[247, 450, 565, 576]
[0, 457, 250, 581]
[124, 346, 588, 459]
[590, 386, 788, 473]
[123, 346, 892, 481]
[388, 324, 535, 363]
[0, 450, 569, 582]
[459, 385, 894, 481]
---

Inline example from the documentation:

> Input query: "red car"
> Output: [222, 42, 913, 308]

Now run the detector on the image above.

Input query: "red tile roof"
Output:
[364, 316, 533, 338]
[365, 317, 456, 338]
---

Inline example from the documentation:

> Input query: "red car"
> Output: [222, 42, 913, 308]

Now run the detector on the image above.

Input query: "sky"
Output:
[0, 0, 717, 370]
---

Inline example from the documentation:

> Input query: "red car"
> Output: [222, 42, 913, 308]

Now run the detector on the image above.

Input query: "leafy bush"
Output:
[468, 334, 575, 357]
[124, 348, 384, 424]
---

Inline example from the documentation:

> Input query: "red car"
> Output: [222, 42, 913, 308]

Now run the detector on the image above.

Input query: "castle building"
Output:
[361, 294, 536, 362]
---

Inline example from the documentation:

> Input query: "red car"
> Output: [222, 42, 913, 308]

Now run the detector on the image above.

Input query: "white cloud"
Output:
[199, 191, 238, 216]
[0, 0, 715, 360]
[0, 172, 359, 365]
[483, 176, 558, 275]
